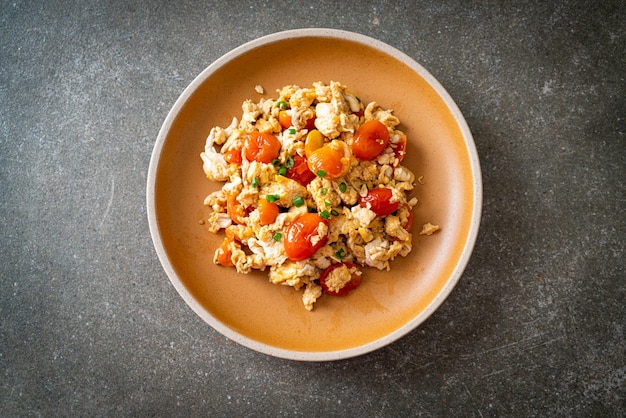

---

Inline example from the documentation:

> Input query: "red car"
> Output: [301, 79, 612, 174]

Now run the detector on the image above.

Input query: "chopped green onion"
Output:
[273, 232, 283, 242]
[277, 100, 288, 110]
[330, 209, 339, 216]
[320, 210, 330, 219]
[251, 177, 259, 188]
[292, 196, 305, 207]
[316, 169, 327, 178]
[324, 201, 331, 207]
[278, 166, 287, 176]
[266, 194, 280, 203]
[339, 182, 347, 193]
[335, 248, 346, 259]
[272, 158, 281, 167]
[320, 187, 328, 195]
[285, 155, 294, 168]
[288, 128, 296, 134]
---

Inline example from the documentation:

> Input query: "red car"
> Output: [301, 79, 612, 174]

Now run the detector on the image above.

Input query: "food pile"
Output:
[201, 81, 421, 310]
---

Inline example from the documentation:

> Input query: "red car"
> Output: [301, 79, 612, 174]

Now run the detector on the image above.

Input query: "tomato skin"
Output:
[359, 188, 399, 216]
[278, 110, 292, 129]
[391, 132, 407, 165]
[284, 213, 328, 261]
[306, 140, 351, 179]
[243, 132, 281, 163]
[258, 198, 279, 225]
[224, 148, 242, 164]
[320, 262, 362, 296]
[279, 110, 315, 131]
[227, 193, 247, 225]
[215, 237, 234, 267]
[353, 120, 389, 160]
[286, 154, 316, 186]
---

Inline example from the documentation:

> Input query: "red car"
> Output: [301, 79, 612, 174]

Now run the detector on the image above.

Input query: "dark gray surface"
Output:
[1, 0, 624, 416]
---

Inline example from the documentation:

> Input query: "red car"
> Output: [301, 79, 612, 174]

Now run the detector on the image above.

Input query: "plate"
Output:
[147, 29, 482, 361]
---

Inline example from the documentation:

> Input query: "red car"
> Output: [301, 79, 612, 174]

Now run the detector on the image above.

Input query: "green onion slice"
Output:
[266, 194, 280, 203]
[273, 232, 282, 242]
[320, 210, 330, 219]
[339, 182, 347, 193]
[292, 196, 305, 207]
[316, 169, 327, 178]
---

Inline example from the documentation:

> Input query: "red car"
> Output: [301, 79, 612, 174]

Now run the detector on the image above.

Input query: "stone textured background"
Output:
[1, 1, 624, 416]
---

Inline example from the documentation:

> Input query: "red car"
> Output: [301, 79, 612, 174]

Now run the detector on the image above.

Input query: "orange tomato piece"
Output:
[215, 237, 234, 266]
[243, 132, 281, 163]
[352, 120, 389, 160]
[284, 213, 328, 261]
[258, 198, 279, 225]
[306, 140, 351, 179]
[278, 110, 292, 129]
[224, 148, 242, 164]
[227, 193, 247, 225]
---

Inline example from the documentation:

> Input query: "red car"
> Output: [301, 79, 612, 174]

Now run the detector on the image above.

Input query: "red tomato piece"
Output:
[319, 262, 362, 296]
[286, 154, 316, 186]
[352, 120, 389, 160]
[359, 187, 399, 216]
[224, 148, 242, 164]
[243, 132, 281, 163]
[391, 132, 407, 165]
[284, 213, 328, 261]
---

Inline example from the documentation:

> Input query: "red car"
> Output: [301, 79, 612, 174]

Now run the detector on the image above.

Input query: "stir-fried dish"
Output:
[201, 81, 423, 310]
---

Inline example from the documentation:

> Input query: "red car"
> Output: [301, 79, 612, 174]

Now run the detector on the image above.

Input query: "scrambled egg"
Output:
[201, 81, 431, 310]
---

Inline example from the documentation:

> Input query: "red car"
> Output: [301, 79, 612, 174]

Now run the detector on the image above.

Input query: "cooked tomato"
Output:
[227, 193, 247, 225]
[258, 198, 279, 225]
[359, 187, 399, 216]
[243, 132, 281, 163]
[286, 154, 316, 186]
[278, 110, 292, 129]
[304, 130, 324, 158]
[307, 140, 350, 179]
[284, 213, 328, 260]
[319, 262, 362, 296]
[352, 120, 389, 160]
[279, 110, 315, 131]
[215, 237, 234, 267]
[391, 132, 407, 165]
[224, 148, 242, 164]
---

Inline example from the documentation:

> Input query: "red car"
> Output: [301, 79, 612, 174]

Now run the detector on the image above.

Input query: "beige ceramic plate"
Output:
[147, 29, 481, 361]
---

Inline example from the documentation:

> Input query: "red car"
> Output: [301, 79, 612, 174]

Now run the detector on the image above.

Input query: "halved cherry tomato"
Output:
[284, 213, 328, 261]
[258, 198, 279, 225]
[227, 193, 247, 225]
[286, 154, 316, 186]
[359, 187, 399, 216]
[279, 110, 315, 131]
[224, 148, 242, 164]
[278, 110, 292, 130]
[320, 262, 362, 296]
[243, 132, 281, 163]
[353, 120, 389, 160]
[391, 132, 407, 165]
[307, 140, 351, 179]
